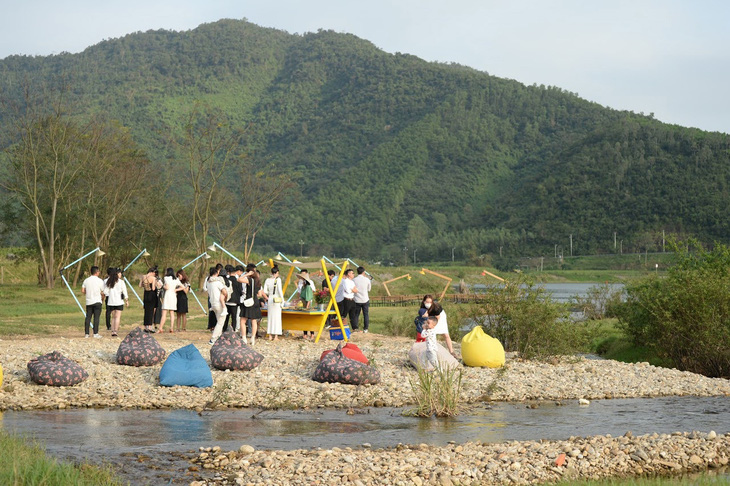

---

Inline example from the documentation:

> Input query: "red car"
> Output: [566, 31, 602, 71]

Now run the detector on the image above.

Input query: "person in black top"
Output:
[223, 265, 243, 333]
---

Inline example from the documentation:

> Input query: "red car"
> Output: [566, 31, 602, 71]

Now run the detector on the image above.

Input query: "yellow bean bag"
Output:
[461, 326, 505, 368]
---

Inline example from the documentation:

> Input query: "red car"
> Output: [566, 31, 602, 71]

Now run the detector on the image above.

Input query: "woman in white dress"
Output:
[263, 266, 284, 341]
[103, 269, 129, 337]
[421, 295, 456, 357]
[159, 267, 180, 333]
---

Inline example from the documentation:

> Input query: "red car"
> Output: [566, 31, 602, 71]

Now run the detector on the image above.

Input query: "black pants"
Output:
[143, 290, 156, 326]
[353, 301, 370, 331]
[85, 303, 102, 335]
[105, 297, 112, 330]
[338, 299, 358, 329]
[223, 304, 239, 332]
[207, 302, 216, 330]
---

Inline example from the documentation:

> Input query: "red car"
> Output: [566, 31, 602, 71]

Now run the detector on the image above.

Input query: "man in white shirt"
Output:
[353, 266, 372, 333]
[81, 266, 105, 338]
[339, 268, 359, 329]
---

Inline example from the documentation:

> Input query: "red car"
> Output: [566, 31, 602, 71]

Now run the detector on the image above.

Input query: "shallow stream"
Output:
[2, 396, 729, 484]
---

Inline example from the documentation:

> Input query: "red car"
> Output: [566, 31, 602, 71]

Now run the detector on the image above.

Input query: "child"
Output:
[414, 307, 428, 342]
[420, 316, 440, 370]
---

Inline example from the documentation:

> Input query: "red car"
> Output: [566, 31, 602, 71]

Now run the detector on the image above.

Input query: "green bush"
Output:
[381, 313, 417, 338]
[471, 276, 581, 359]
[572, 283, 625, 320]
[615, 238, 730, 377]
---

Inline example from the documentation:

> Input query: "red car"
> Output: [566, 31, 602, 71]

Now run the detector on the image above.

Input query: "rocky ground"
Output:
[2, 329, 730, 485]
[189, 431, 730, 485]
[1, 330, 729, 411]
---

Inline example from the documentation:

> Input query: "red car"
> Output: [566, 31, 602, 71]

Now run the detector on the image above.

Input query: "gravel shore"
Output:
[2, 330, 730, 485]
[1, 330, 729, 411]
[189, 431, 730, 485]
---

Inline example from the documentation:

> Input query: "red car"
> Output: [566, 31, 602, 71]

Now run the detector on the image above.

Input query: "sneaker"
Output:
[93, 334, 102, 339]
[85, 334, 90, 338]
[364, 329, 369, 333]
[208, 339, 215, 345]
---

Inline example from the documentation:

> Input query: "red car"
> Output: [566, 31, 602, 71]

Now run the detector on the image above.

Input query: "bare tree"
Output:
[1, 90, 95, 287]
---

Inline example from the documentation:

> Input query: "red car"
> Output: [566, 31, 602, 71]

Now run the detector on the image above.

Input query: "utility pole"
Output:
[298, 240, 304, 257]
[403, 247, 407, 266]
[662, 230, 665, 253]
[554, 244, 557, 258]
[570, 234, 573, 257]
[451, 247, 456, 262]
[540, 257, 544, 272]
[614, 232, 617, 251]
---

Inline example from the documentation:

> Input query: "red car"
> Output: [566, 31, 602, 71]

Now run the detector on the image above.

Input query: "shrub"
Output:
[382, 313, 416, 338]
[572, 283, 625, 320]
[616, 239, 730, 377]
[470, 276, 582, 359]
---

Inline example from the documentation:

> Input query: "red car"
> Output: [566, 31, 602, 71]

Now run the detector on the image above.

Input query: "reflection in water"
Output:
[3, 396, 730, 457]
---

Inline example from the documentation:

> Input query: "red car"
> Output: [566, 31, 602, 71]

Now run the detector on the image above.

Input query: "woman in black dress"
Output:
[139, 267, 160, 333]
[239, 263, 262, 345]
[175, 269, 190, 332]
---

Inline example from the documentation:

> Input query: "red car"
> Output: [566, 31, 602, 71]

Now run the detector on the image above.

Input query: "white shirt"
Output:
[353, 275, 371, 304]
[264, 277, 283, 301]
[207, 276, 228, 313]
[433, 311, 450, 335]
[421, 328, 438, 353]
[103, 280, 128, 306]
[82, 275, 105, 305]
[332, 276, 344, 302]
[342, 278, 356, 299]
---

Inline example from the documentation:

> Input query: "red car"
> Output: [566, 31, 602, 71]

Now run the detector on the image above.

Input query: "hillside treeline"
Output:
[1, 19, 729, 268]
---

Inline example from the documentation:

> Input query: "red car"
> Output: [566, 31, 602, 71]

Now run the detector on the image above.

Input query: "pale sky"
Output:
[1, 0, 728, 134]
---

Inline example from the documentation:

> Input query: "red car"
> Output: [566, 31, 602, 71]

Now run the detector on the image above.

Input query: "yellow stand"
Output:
[266, 257, 349, 343]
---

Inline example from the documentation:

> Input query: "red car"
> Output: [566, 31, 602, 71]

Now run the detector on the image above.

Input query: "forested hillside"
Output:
[1, 19, 729, 263]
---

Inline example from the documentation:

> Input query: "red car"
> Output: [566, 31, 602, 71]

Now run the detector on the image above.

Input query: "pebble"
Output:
[1, 334, 729, 411]
[2, 333, 730, 485]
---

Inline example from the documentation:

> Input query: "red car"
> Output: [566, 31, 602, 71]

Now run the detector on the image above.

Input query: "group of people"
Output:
[81, 266, 130, 338]
[139, 267, 191, 334]
[81, 260, 450, 360]
[326, 266, 372, 332]
[204, 263, 268, 345]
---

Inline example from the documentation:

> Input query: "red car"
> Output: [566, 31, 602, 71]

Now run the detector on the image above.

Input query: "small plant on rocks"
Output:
[407, 364, 463, 417]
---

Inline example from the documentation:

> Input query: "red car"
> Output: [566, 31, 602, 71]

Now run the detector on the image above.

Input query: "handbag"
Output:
[272, 279, 283, 303]
[241, 277, 255, 307]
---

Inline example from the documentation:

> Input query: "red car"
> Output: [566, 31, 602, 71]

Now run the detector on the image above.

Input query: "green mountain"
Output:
[1, 19, 729, 261]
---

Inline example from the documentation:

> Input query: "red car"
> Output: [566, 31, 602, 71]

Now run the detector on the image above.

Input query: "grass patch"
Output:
[554, 473, 730, 485]
[407, 365, 463, 417]
[0, 430, 122, 485]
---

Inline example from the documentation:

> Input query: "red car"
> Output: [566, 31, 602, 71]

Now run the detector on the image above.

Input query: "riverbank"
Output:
[188, 431, 729, 485]
[1, 331, 729, 411]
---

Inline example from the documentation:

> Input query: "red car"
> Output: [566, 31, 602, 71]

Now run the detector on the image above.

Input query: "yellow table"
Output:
[261, 307, 340, 342]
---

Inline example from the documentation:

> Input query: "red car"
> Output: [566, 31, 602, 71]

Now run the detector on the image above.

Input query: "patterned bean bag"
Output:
[408, 342, 460, 371]
[461, 326, 505, 368]
[210, 331, 264, 371]
[320, 342, 369, 365]
[312, 342, 380, 385]
[116, 327, 166, 367]
[159, 344, 213, 388]
[27, 351, 88, 386]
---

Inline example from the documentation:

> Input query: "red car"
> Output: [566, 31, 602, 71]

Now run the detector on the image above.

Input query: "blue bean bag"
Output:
[159, 344, 213, 388]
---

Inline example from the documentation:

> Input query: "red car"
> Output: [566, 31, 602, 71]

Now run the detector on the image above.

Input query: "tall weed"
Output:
[408, 364, 463, 417]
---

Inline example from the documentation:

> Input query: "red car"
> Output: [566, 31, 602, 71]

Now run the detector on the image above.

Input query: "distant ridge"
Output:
[1, 19, 729, 259]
